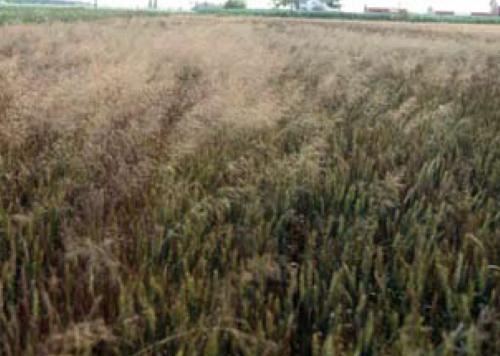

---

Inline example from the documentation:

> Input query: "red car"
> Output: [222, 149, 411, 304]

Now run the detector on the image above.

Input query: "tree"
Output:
[324, 0, 340, 8]
[223, 0, 246, 9]
[192, 1, 222, 10]
[272, 0, 294, 10]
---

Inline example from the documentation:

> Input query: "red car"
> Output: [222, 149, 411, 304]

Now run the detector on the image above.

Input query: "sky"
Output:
[96, 0, 491, 14]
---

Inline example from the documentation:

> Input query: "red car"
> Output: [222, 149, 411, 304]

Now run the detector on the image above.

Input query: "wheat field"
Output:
[0, 16, 499, 355]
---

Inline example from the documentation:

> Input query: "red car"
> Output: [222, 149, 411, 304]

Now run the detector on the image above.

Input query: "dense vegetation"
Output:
[223, 0, 246, 10]
[195, 8, 500, 24]
[0, 16, 499, 355]
[0, 6, 170, 25]
[3, 5, 500, 25]
[3, 0, 87, 6]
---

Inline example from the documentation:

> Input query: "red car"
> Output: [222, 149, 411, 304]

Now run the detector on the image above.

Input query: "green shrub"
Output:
[223, 0, 246, 9]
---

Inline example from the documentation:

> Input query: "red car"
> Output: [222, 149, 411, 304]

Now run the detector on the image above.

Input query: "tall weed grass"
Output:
[0, 16, 499, 355]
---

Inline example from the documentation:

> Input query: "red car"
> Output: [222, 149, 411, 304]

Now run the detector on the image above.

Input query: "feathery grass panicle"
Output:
[0, 16, 499, 355]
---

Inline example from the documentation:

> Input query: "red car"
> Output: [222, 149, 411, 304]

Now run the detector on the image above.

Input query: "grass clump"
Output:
[0, 16, 499, 355]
